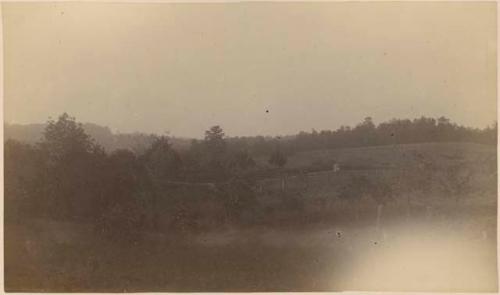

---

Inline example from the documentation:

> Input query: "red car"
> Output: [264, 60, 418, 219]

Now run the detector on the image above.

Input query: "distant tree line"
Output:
[224, 116, 497, 157]
[7, 116, 495, 158]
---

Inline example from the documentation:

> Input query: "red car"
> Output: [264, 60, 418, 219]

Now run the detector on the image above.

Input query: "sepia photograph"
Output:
[2, 1, 498, 292]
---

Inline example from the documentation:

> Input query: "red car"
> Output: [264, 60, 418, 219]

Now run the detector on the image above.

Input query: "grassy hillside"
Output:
[257, 142, 496, 170]
[254, 142, 496, 225]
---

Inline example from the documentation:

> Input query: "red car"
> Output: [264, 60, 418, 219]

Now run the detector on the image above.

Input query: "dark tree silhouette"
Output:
[268, 149, 287, 168]
[228, 150, 256, 174]
[204, 125, 226, 155]
[141, 136, 183, 229]
[40, 113, 98, 161]
[4, 140, 45, 221]
[36, 113, 106, 220]
[268, 148, 288, 191]
[142, 136, 183, 181]
[201, 125, 229, 181]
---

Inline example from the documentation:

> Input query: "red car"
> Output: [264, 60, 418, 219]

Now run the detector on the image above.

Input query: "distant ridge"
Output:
[4, 122, 192, 153]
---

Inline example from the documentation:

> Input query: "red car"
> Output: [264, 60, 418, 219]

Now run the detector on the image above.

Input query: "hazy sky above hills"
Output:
[3, 2, 497, 138]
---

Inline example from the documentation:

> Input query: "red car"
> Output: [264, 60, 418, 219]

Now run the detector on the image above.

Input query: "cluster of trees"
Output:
[5, 114, 266, 238]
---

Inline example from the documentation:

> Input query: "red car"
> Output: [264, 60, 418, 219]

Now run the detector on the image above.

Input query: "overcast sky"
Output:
[3, 2, 497, 138]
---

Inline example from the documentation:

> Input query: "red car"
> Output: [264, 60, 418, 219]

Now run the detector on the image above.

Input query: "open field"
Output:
[5, 212, 497, 292]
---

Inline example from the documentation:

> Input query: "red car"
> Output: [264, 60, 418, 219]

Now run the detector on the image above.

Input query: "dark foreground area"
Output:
[5, 206, 497, 292]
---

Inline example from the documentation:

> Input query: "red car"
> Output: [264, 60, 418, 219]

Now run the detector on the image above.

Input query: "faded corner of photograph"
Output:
[2, 1, 498, 293]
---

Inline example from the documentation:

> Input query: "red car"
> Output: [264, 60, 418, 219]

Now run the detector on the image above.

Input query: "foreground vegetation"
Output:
[4, 113, 497, 291]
